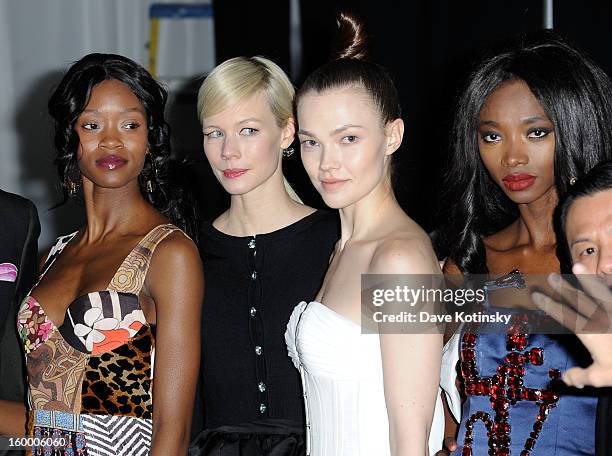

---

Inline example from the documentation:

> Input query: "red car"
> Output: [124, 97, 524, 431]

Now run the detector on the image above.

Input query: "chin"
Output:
[221, 181, 258, 196]
[500, 188, 547, 205]
[91, 177, 134, 189]
[320, 192, 354, 210]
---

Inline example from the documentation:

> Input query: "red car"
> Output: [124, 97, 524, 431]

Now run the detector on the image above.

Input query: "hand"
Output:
[434, 437, 458, 455]
[532, 263, 612, 388]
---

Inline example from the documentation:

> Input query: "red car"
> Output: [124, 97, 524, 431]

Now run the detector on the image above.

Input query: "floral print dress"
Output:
[18, 224, 181, 456]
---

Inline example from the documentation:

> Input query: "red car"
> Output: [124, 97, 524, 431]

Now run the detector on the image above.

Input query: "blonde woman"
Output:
[189, 57, 339, 455]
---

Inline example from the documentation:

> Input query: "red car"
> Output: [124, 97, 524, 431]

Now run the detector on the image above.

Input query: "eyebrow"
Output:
[297, 128, 315, 136]
[570, 237, 590, 246]
[478, 120, 499, 128]
[478, 116, 550, 128]
[82, 107, 144, 114]
[331, 124, 364, 135]
[523, 115, 549, 124]
[298, 124, 365, 137]
[237, 118, 262, 124]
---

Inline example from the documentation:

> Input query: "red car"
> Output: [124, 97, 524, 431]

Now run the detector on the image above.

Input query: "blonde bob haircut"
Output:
[197, 56, 301, 202]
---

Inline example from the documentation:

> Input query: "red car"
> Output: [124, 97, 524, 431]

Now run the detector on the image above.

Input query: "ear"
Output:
[281, 117, 296, 149]
[384, 118, 404, 156]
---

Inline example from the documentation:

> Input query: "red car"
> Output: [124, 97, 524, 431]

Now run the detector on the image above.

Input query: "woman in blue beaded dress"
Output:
[435, 32, 612, 455]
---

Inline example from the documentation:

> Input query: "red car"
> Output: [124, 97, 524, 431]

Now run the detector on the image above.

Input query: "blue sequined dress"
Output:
[451, 272, 597, 456]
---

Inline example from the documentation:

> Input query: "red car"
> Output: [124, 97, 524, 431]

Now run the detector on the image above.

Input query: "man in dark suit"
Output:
[0, 190, 39, 454]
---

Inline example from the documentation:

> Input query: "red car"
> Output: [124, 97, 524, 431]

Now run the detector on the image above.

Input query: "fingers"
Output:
[563, 367, 589, 389]
[547, 273, 597, 318]
[573, 264, 612, 311]
[444, 437, 458, 451]
[532, 291, 589, 332]
[434, 437, 458, 455]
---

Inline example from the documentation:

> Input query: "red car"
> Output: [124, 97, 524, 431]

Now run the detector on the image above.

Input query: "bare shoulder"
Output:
[144, 229, 203, 314]
[442, 256, 462, 275]
[148, 230, 202, 276]
[369, 230, 440, 275]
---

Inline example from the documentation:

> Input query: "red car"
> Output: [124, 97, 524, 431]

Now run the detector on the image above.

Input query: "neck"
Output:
[514, 187, 558, 248]
[338, 176, 398, 249]
[219, 170, 304, 236]
[80, 178, 156, 241]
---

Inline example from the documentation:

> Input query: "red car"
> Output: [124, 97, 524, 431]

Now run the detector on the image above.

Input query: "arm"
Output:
[146, 232, 204, 456]
[371, 240, 444, 456]
[433, 393, 458, 455]
[435, 257, 462, 454]
[0, 399, 27, 436]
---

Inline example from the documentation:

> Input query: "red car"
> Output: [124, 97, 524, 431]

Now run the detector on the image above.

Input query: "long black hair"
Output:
[48, 53, 198, 239]
[436, 31, 612, 274]
[555, 160, 612, 272]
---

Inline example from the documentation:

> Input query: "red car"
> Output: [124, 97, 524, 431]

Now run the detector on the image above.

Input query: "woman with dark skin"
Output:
[0, 54, 203, 455]
[435, 33, 612, 455]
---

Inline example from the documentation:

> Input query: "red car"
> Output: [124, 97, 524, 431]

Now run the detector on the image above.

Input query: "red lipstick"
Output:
[95, 155, 127, 170]
[223, 169, 248, 179]
[502, 173, 536, 191]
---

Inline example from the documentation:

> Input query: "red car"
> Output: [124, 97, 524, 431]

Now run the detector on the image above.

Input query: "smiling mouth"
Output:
[95, 155, 127, 170]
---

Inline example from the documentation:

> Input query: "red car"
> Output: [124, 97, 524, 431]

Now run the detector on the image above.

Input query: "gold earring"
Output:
[66, 179, 78, 196]
[144, 151, 156, 193]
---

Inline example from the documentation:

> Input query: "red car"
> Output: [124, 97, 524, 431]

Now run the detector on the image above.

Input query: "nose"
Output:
[598, 243, 612, 276]
[220, 135, 240, 160]
[100, 128, 123, 149]
[319, 145, 341, 172]
[501, 137, 528, 168]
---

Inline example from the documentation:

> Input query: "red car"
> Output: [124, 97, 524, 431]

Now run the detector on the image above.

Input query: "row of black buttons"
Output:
[249, 236, 267, 415]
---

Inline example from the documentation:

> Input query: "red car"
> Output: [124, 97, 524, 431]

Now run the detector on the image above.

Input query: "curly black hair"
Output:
[48, 53, 197, 239]
[436, 31, 612, 274]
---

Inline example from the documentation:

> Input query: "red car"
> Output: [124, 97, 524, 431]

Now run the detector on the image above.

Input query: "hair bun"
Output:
[332, 11, 369, 61]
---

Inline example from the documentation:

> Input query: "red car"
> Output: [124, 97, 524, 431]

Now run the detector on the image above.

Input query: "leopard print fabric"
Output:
[80, 324, 154, 418]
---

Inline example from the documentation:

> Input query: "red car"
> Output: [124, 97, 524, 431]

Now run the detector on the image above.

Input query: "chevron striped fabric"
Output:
[18, 224, 180, 455]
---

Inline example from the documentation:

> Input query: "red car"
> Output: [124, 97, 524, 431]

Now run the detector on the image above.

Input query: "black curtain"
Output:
[175, 0, 612, 229]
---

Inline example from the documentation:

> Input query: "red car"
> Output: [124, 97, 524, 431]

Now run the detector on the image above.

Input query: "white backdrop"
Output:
[0, 0, 213, 248]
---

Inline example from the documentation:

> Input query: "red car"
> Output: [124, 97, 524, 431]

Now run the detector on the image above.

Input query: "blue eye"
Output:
[300, 139, 318, 148]
[480, 132, 501, 143]
[341, 135, 358, 144]
[241, 127, 258, 136]
[204, 130, 224, 139]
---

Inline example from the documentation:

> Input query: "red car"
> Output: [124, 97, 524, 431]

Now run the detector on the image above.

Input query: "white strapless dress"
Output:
[285, 301, 450, 456]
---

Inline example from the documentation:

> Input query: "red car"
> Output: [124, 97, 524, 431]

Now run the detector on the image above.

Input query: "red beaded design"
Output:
[460, 315, 561, 455]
